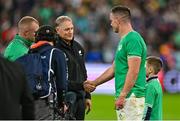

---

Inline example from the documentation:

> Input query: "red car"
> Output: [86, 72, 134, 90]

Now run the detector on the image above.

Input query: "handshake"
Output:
[83, 80, 97, 93]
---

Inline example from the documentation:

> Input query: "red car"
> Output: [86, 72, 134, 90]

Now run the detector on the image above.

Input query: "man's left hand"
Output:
[85, 99, 92, 114]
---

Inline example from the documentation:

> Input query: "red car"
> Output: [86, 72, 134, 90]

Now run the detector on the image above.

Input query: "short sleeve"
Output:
[126, 38, 143, 57]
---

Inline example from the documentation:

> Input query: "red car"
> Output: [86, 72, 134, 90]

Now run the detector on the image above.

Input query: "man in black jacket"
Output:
[55, 16, 91, 120]
[0, 55, 34, 120]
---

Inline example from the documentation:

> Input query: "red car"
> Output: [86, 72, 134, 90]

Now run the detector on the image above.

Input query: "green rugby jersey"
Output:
[114, 31, 147, 98]
[143, 76, 163, 120]
[4, 34, 33, 61]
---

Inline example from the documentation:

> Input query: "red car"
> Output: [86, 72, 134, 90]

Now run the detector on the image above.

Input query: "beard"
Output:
[28, 37, 35, 42]
[113, 27, 119, 33]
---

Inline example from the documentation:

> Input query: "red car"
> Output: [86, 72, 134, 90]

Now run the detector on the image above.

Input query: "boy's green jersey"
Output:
[143, 76, 163, 120]
[114, 31, 147, 98]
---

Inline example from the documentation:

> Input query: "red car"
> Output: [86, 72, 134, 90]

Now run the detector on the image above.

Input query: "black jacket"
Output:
[0, 56, 34, 120]
[55, 37, 91, 99]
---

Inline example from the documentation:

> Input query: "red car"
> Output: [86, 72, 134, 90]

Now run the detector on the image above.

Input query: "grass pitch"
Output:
[85, 93, 180, 120]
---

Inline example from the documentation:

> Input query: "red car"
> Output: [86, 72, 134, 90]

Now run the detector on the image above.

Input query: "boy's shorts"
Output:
[116, 93, 145, 120]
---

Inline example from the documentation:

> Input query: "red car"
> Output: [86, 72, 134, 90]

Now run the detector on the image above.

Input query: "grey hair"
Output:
[55, 16, 72, 27]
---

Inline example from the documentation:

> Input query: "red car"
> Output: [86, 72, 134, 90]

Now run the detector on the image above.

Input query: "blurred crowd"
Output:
[0, 0, 180, 72]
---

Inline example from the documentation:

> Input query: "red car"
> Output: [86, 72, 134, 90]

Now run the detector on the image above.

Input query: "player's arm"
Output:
[120, 57, 141, 97]
[84, 62, 115, 92]
[115, 57, 141, 109]
[94, 62, 115, 86]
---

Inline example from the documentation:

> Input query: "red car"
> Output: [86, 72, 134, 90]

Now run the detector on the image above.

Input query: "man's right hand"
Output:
[83, 80, 96, 93]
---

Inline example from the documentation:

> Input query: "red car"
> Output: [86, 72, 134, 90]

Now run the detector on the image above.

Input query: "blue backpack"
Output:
[16, 48, 56, 98]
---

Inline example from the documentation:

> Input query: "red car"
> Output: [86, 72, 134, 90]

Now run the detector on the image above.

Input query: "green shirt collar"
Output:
[15, 34, 33, 47]
[120, 30, 135, 40]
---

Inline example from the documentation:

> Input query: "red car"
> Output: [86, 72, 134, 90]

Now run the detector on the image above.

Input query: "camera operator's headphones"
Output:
[35, 25, 58, 43]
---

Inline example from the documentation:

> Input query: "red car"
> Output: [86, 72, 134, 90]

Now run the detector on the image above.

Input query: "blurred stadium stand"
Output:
[0, 0, 180, 93]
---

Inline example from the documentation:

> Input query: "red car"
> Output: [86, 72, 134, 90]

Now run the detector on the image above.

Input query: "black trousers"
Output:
[65, 91, 86, 120]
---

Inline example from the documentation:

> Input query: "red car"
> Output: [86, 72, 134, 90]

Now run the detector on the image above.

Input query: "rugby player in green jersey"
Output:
[84, 5, 147, 120]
